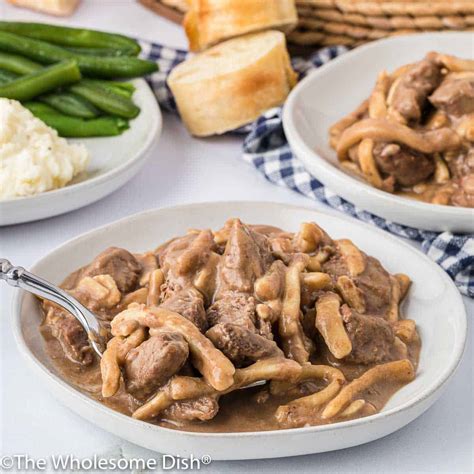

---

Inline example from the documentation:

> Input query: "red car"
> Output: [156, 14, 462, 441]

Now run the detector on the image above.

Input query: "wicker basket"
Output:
[138, 0, 186, 23]
[290, 0, 474, 46]
[139, 0, 474, 48]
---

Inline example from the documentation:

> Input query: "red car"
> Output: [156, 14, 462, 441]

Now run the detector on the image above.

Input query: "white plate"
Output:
[0, 79, 161, 226]
[12, 202, 467, 460]
[283, 32, 474, 233]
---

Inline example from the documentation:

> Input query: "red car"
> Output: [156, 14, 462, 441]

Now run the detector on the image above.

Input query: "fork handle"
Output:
[1, 258, 104, 356]
[1, 258, 88, 323]
[1, 259, 25, 286]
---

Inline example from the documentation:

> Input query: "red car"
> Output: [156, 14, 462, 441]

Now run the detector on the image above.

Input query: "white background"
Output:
[0, 1, 472, 472]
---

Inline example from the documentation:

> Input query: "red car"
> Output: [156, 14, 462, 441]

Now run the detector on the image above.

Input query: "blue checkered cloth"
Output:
[140, 40, 474, 298]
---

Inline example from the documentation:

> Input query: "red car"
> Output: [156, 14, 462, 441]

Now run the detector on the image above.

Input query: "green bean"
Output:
[0, 51, 40, 74]
[0, 68, 17, 84]
[40, 92, 100, 119]
[0, 53, 137, 117]
[0, 60, 81, 101]
[70, 80, 139, 118]
[88, 80, 133, 99]
[0, 31, 157, 78]
[65, 47, 134, 57]
[0, 22, 141, 56]
[0, 53, 137, 95]
[0, 65, 102, 118]
[25, 102, 130, 138]
[108, 86, 132, 99]
[91, 79, 136, 93]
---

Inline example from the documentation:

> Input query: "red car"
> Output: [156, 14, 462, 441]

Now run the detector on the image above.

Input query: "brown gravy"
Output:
[42, 325, 420, 433]
[40, 220, 422, 432]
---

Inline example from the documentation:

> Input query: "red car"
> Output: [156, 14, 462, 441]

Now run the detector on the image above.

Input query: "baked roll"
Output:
[184, 0, 298, 51]
[7, 0, 81, 16]
[168, 30, 297, 137]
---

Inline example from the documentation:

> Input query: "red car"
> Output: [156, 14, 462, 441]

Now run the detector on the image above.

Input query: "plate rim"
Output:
[0, 78, 161, 207]
[283, 31, 474, 220]
[11, 200, 468, 440]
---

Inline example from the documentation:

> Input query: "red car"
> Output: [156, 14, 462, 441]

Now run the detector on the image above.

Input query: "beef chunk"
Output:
[124, 333, 188, 400]
[301, 284, 326, 313]
[158, 230, 219, 307]
[391, 58, 442, 122]
[324, 252, 392, 316]
[249, 226, 274, 268]
[157, 233, 196, 271]
[341, 306, 395, 365]
[159, 230, 216, 276]
[429, 77, 474, 117]
[161, 287, 207, 332]
[82, 247, 141, 293]
[43, 250, 140, 364]
[163, 396, 219, 422]
[206, 323, 283, 367]
[43, 304, 93, 365]
[373, 142, 435, 187]
[135, 252, 158, 286]
[206, 219, 274, 341]
[216, 219, 272, 296]
[206, 293, 256, 330]
[275, 404, 314, 429]
[451, 175, 474, 208]
[356, 256, 392, 315]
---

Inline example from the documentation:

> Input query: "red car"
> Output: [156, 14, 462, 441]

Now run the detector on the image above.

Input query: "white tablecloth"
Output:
[0, 1, 472, 472]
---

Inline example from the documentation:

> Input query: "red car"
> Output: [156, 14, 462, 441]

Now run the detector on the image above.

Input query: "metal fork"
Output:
[1, 258, 104, 357]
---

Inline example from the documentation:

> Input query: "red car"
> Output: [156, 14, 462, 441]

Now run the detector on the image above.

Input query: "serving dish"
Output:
[12, 201, 467, 460]
[283, 32, 474, 233]
[0, 78, 161, 227]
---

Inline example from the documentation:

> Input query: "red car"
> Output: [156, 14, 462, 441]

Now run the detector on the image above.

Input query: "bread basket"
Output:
[290, 0, 474, 46]
[141, 0, 474, 48]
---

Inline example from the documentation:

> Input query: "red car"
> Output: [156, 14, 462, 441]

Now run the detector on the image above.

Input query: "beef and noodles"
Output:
[330, 52, 474, 207]
[41, 219, 420, 432]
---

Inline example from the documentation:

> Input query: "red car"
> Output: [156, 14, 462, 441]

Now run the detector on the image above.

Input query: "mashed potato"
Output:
[0, 99, 89, 200]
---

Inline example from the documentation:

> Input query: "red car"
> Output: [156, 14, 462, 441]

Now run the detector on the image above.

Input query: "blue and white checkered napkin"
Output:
[140, 40, 474, 298]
